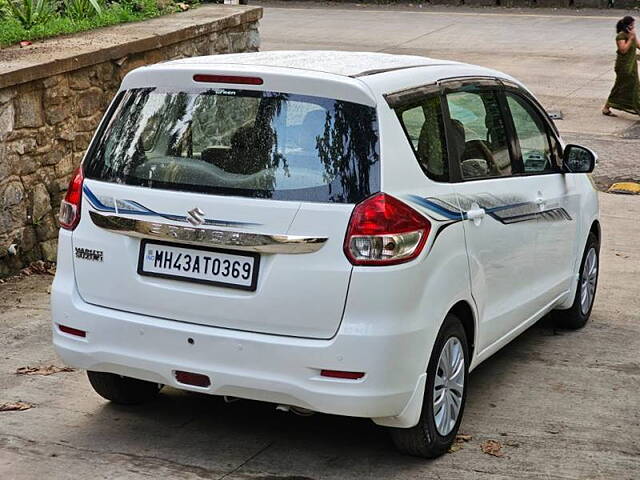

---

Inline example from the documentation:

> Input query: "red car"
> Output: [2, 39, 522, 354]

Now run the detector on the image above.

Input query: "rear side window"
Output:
[397, 96, 449, 182]
[445, 90, 512, 180]
[84, 88, 380, 203]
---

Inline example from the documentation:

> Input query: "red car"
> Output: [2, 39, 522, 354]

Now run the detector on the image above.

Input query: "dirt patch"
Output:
[0, 261, 55, 284]
[0, 401, 34, 412]
[16, 365, 75, 376]
[481, 439, 504, 457]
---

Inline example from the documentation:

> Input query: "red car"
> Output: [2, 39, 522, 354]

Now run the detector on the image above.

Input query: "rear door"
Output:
[72, 84, 380, 339]
[442, 80, 544, 351]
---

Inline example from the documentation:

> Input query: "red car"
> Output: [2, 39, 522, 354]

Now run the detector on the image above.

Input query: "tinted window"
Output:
[397, 96, 448, 182]
[506, 93, 557, 174]
[445, 90, 512, 180]
[84, 88, 380, 203]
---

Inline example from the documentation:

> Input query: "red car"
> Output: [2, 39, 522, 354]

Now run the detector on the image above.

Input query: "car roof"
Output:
[165, 50, 459, 78]
[127, 51, 523, 105]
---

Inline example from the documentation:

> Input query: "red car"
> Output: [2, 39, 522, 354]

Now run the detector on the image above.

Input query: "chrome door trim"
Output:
[89, 211, 328, 254]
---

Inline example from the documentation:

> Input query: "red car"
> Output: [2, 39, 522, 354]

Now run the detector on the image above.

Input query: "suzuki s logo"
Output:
[187, 207, 205, 226]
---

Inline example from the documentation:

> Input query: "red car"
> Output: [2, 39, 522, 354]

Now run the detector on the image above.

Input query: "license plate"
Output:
[138, 240, 259, 291]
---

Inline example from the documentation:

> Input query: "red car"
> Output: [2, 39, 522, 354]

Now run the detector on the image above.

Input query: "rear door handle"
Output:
[535, 194, 545, 211]
[466, 203, 486, 226]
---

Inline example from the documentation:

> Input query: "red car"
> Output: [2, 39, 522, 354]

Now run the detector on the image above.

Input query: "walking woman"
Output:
[603, 16, 640, 116]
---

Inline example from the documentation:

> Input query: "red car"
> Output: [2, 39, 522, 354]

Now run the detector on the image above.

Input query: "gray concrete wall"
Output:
[0, 6, 261, 277]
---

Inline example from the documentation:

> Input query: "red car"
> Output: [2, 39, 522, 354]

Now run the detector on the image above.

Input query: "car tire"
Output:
[389, 313, 469, 458]
[87, 371, 163, 405]
[553, 232, 599, 330]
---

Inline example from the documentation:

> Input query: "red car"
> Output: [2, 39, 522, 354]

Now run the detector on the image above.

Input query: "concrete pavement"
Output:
[1, 192, 638, 479]
[259, 1, 634, 136]
[1, 4, 640, 479]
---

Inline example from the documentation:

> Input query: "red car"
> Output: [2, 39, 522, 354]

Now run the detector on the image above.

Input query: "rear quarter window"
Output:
[84, 88, 381, 204]
[396, 96, 449, 182]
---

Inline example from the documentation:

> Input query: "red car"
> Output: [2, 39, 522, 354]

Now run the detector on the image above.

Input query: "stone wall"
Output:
[0, 5, 261, 277]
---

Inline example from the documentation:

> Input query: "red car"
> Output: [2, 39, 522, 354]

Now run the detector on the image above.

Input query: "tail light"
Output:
[58, 166, 84, 230]
[344, 193, 430, 266]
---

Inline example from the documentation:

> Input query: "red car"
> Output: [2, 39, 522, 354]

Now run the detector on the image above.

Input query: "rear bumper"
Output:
[51, 264, 425, 422]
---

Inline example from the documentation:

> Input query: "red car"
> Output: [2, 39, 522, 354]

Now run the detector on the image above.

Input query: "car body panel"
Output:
[73, 180, 355, 339]
[51, 51, 600, 428]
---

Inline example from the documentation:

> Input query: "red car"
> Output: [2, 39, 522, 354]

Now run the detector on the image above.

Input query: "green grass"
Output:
[0, 0, 180, 47]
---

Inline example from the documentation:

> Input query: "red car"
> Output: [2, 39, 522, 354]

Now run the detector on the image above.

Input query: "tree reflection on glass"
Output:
[316, 101, 379, 203]
[92, 88, 155, 183]
[85, 88, 381, 204]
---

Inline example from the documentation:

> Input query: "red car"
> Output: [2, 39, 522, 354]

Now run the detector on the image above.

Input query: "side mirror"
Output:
[562, 144, 597, 173]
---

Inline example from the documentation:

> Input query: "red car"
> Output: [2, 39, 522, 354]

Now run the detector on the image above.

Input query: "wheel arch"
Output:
[554, 215, 600, 311]
[590, 219, 601, 246]
[448, 300, 477, 364]
[373, 298, 477, 429]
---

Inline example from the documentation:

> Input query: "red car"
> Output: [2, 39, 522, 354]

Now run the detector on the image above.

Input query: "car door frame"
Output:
[437, 76, 558, 359]
[384, 76, 576, 365]
[499, 82, 564, 173]
[500, 84, 580, 304]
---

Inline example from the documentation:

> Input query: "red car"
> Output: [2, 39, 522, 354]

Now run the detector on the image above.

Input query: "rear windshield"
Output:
[84, 87, 380, 203]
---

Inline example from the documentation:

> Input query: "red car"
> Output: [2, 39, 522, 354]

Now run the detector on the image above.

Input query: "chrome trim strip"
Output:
[83, 186, 261, 228]
[89, 211, 328, 254]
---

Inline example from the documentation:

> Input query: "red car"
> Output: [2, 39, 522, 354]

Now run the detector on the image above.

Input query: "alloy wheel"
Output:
[580, 248, 598, 315]
[433, 336, 465, 436]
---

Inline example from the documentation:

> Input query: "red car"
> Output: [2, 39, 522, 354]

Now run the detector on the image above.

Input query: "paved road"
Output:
[260, 2, 633, 135]
[260, 1, 640, 186]
[1, 193, 638, 479]
[2, 4, 640, 479]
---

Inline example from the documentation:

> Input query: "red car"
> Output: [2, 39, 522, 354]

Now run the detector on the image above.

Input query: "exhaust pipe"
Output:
[275, 404, 315, 416]
[221, 398, 315, 417]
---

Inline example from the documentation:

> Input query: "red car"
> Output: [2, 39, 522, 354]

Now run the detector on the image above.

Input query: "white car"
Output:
[51, 51, 600, 458]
